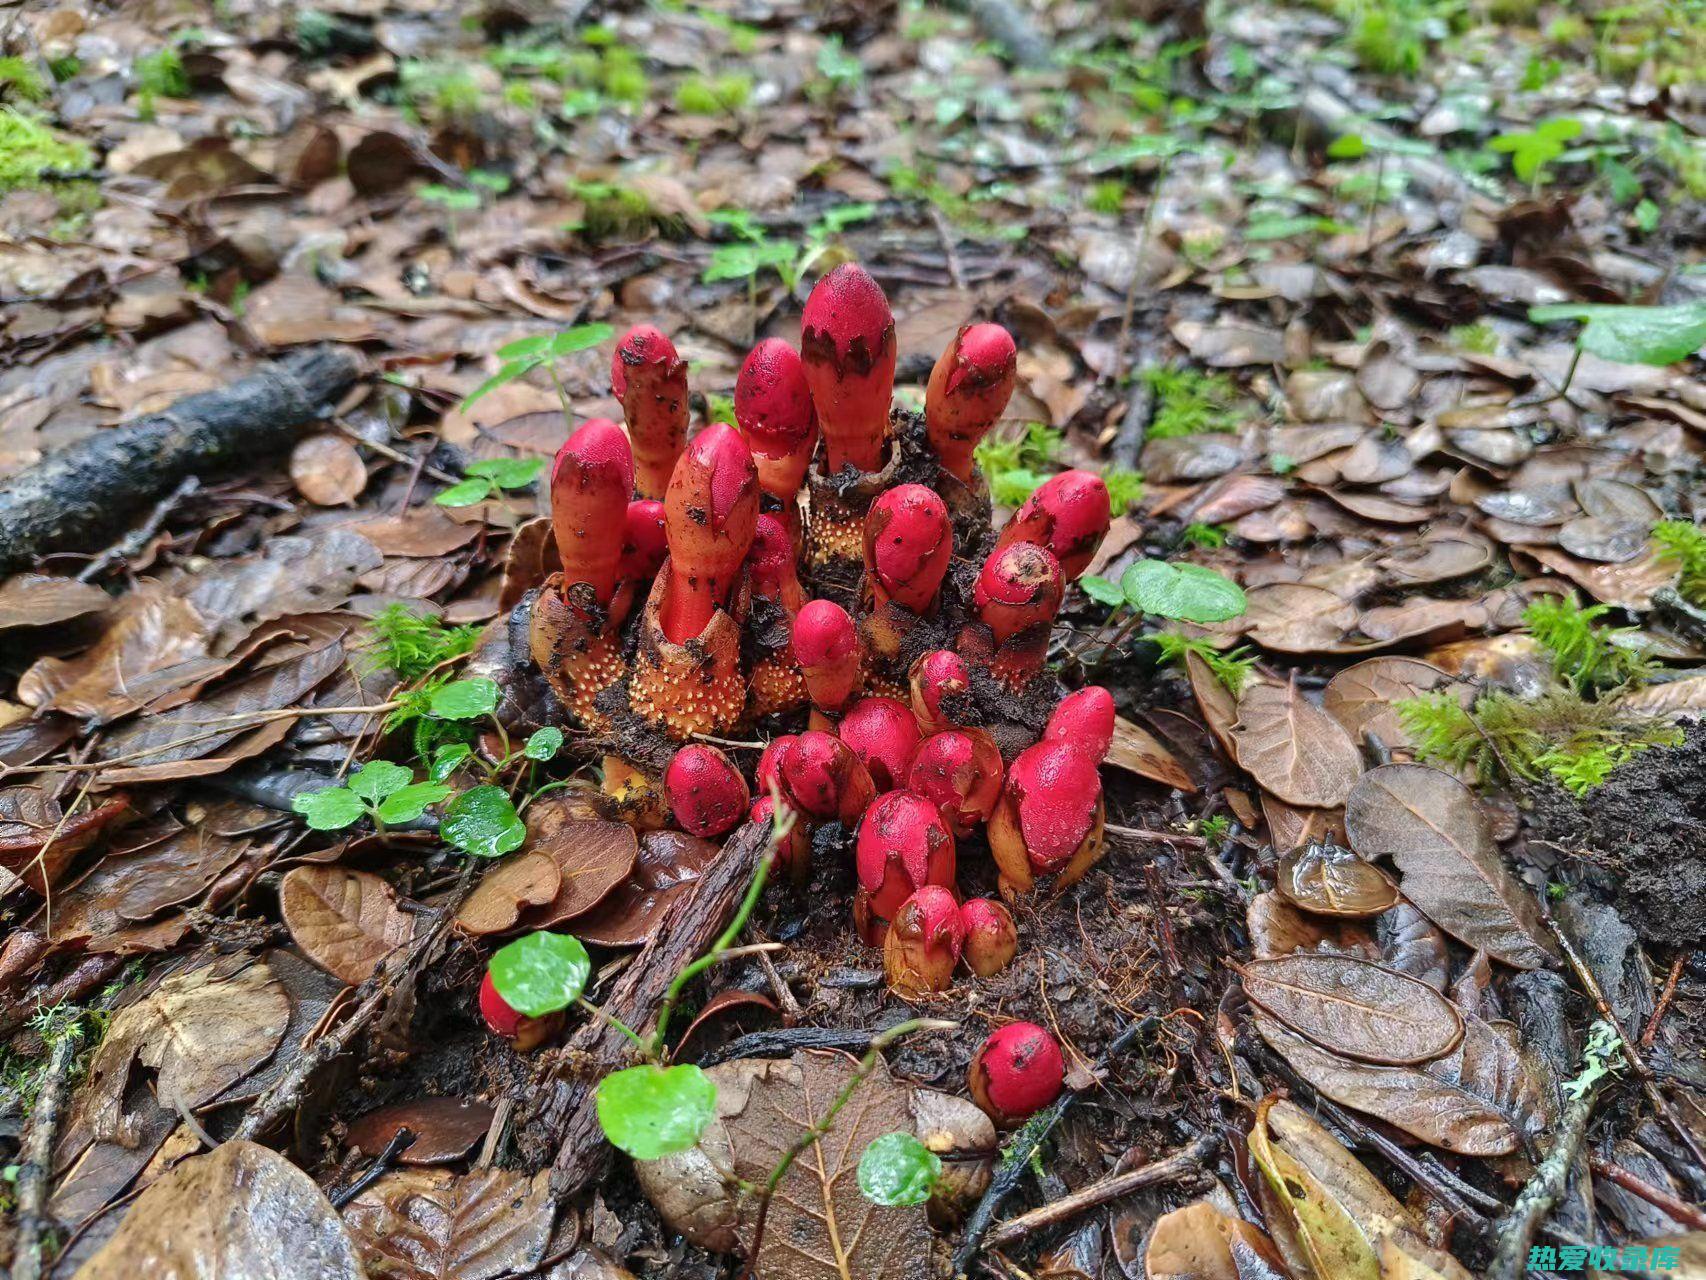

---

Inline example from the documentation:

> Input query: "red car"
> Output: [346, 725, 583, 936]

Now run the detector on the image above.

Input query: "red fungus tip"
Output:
[995, 470, 1111, 581]
[479, 969, 522, 1038]
[747, 513, 802, 609]
[865, 484, 953, 614]
[1006, 740, 1102, 872]
[801, 263, 894, 362]
[909, 650, 971, 735]
[792, 599, 856, 667]
[961, 898, 1019, 977]
[690, 423, 758, 530]
[620, 499, 668, 581]
[610, 323, 679, 400]
[1043, 686, 1116, 764]
[664, 745, 750, 838]
[775, 730, 875, 824]
[906, 729, 1004, 836]
[925, 324, 1018, 481]
[837, 696, 921, 792]
[953, 323, 1018, 384]
[969, 1022, 1064, 1125]
[554, 417, 636, 494]
[856, 790, 955, 922]
[800, 264, 898, 473]
[735, 338, 817, 455]
[660, 423, 759, 644]
[974, 543, 1064, 642]
[550, 418, 636, 604]
[883, 885, 966, 996]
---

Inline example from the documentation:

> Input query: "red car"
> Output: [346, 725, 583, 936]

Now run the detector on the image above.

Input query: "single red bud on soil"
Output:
[838, 696, 921, 792]
[660, 422, 759, 644]
[755, 734, 796, 800]
[747, 513, 806, 613]
[664, 744, 750, 838]
[793, 599, 861, 714]
[612, 324, 689, 499]
[968, 1022, 1064, 1126]
[479, 970, 560, 1051]
[856, 790, 957, 923]
[975, 543, 1065, 644]
[620, 499, 668, 583]
[909, 650, 971, 737]
[550, 418, 635, 606]
[1043, 686, 1116, 765]
[800, 263, 898, 474]
[864, 483, 953, 615]
[906, 728, 1005, 836]
[994, 470, 1110, 582]
[960, 898, 1019, 977]
[736, 337, 819, 508]
[925, 323, 1018, 483]
[752, 793, 812, 885]
[775, 729, 876, 826]
[883, 885, 966, 998]
[988, 740, 1105, 897]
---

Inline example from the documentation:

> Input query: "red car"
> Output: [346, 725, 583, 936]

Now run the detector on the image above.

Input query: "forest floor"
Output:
[1, 0, 1705, 1277]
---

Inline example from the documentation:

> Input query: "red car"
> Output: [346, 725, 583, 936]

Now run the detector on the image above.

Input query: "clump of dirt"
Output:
[1528, 719, 1706, 947]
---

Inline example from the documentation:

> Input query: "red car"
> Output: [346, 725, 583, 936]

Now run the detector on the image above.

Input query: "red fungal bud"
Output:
[800, 264, 897, 474]
[994, 470, 1110, 581]
[792, 599, 861, 714]
[864, 484, 953, 615]
[752, 793, 812, 885]
[988, 740, 1105, 897]
[1043, 686, 1116, 765]
[755, 735, 795, 800]
[883, 885, 965, 997]
[838, 696, 920, 792]
[620, 499, 668, 583]
[550, 418, 635, 605]
[907, 729, 1004, 836]
[975, 543, 1065, 644]
[856, 791, 956, 922]
[909, 650, 971, 736]
[969, 1022, 1064, 1125]
[961, 898, 1018, 977]
[660, 423, 759, 644]
[736, 338, 819, 508]
[775, 730, 875, 826]
[479, 970, 560, 1051]
[664, 745, 750, 838]
[747, 513, 805, 613]
[613, 324, 689, 499]
[925, 324, 1018, 482]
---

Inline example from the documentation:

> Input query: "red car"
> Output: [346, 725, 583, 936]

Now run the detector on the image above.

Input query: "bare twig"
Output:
[1640, 954, 1686, 1050]
[1590, 1156, 1706, 1231]
[9, 1031, 80, 1280]
[1104, 823, 1208, 850]
[330, 1127, 417, 1208]
[75, 475, 200, 582]
[985, 1134, 1216, 1248]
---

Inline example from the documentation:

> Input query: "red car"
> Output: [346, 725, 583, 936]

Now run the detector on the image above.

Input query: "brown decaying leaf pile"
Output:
[3, 0, 1705, 1276]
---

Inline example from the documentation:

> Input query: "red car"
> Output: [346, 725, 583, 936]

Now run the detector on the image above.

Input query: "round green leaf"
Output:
[596, 1063, 717, 1161]
[1121, 559, 1247, 623]
[429, 678, 501, 721]
[434, 477, 496, 507]
[466, 457, 545, 490]
[292, 786, 364, 832]
[375, 781, 453, 824]
[430, 742, 473, 782]
[523, 727, 564, 761]
[348, 759, 412, 803]
[1528, 301, 1706, 367]
[857, 1132, 942, 1207]
[1079, 574, 1125, 608]
[488, 931, 590, 1016]
[441, 785, 526, 858]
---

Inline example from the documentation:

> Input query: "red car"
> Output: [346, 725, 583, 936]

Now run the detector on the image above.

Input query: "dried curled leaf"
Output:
[342, 1167, 554, 1280]
[280, 866, 415, 985]
[1231, 681, 1363, 808]
[1276, 840, 1399, 918]
[1143, 1200, 1288, 1280]
[518, 802, 639, 928]
[456, 851, 562, 936]
[1239, 955, 1464, 1065]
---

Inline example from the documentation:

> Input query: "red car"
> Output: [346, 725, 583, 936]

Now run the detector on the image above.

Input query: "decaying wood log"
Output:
[0, 345, 364, 575]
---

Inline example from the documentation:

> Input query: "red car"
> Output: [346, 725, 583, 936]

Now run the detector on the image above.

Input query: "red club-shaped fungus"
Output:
[800, 263, 897, 474]
[907, 728, 1004, 836]
[969, 1022, 1063, 1125]
[837, 696, 920, 792]
[987, 739, 1105, 898]
[773, 730, 875, 826]
[864, 483, 953, 615]
[883, 885, 965, 998]
[735, 338, 819, 520]
[792, 599, 861, 715]
[549, 418, 634, 607]
[620, 499, 668, 583]
[925, 323, 1017, 483]
[613, 324, 689, 499]
[664, 745, 750, 838]
[909, 650, 971, 736]
[752, 793, 812, 885]
[857, 791, 956, 924]
[748, 513, 806, 613]
[969, 542, 1065, 691]
[961, 898, 1018, 977]
[658, 423, 759, 646]
[994, 470, 1110, 581]
[479, 970, 560, 1052]
[1042, 686, 1116, 765]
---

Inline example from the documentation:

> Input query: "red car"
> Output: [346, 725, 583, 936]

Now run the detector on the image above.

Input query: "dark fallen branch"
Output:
[986, 1134, 1216, 1248]
[699, 1027, 877, 1066]
[541, 820, 770, 1197]
[10, 1030, 80, 1280]
[0, 345, 364, 575]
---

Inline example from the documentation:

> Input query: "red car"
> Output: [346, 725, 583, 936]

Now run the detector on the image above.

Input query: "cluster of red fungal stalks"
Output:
[524, 261, 1118, 1003]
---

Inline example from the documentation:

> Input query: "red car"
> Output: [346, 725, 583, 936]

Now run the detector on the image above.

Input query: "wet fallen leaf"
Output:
[1260, 793, 1346, 852]
[1230, 681, 1363, 808]
[0, 789, 128, 895]
[342, 1167, 554, 1280]
[1185, 651, 1241, 761]
[72, 1140, 364, 1280]
[1276, 840, 1399, 917]
[1374, 902, 1452, 992]
[291, 434, 368, 506]
[1324, 658, 1464, 752]
[1240, 954, 1463, 1065]
[280, 866, 415, 985]
[1378, 1233, 1476, 1280]
[1345, 765, 1557, 970]
[348, 1098, 496, 1166]
[571, 828, 715, 947]
[0, 574, 110, 631]
[1242, 584, 1358, 654]
[517, 804, 639, 928]
[457, 850, 562, 935]
[1247, 892, 1378, 962]
[1143, 1200, 1288, 1280]
[1106, 715, 1196, 791]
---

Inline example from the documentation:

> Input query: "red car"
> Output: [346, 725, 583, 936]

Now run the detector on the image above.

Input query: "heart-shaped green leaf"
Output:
[488, 931, 591, 1016]
[430, 742, 473, 782]
[1529, 301, 1706, 367]
[375, 781, 453, 824]
[348, 759, 413, 803]
[857, 1132, 942, 1207]
[1079, 574, 1125, 608]
[442, 785, 526, 858]
[523, 727, 564, 761]
[430, 678, 501, 721]
[434, 477, 497, 507]
[466, 457, 546, 490]
[1121, 559, 1248, 623]
[292, 786, 364, 831]
[596, 1063, 717, 1160]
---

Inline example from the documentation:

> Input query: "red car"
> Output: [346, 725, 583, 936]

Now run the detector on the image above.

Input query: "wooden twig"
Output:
[75, 476, 200, 582]
[1104, 823, 1208, 849]
[1590, 1156, 1706, 1231]
[1640, 954, 1686, 1050]
[985, 1133, 1216, 1248]
[330, 1127, 416, 1208]
[9, 1031, 80, 1280]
